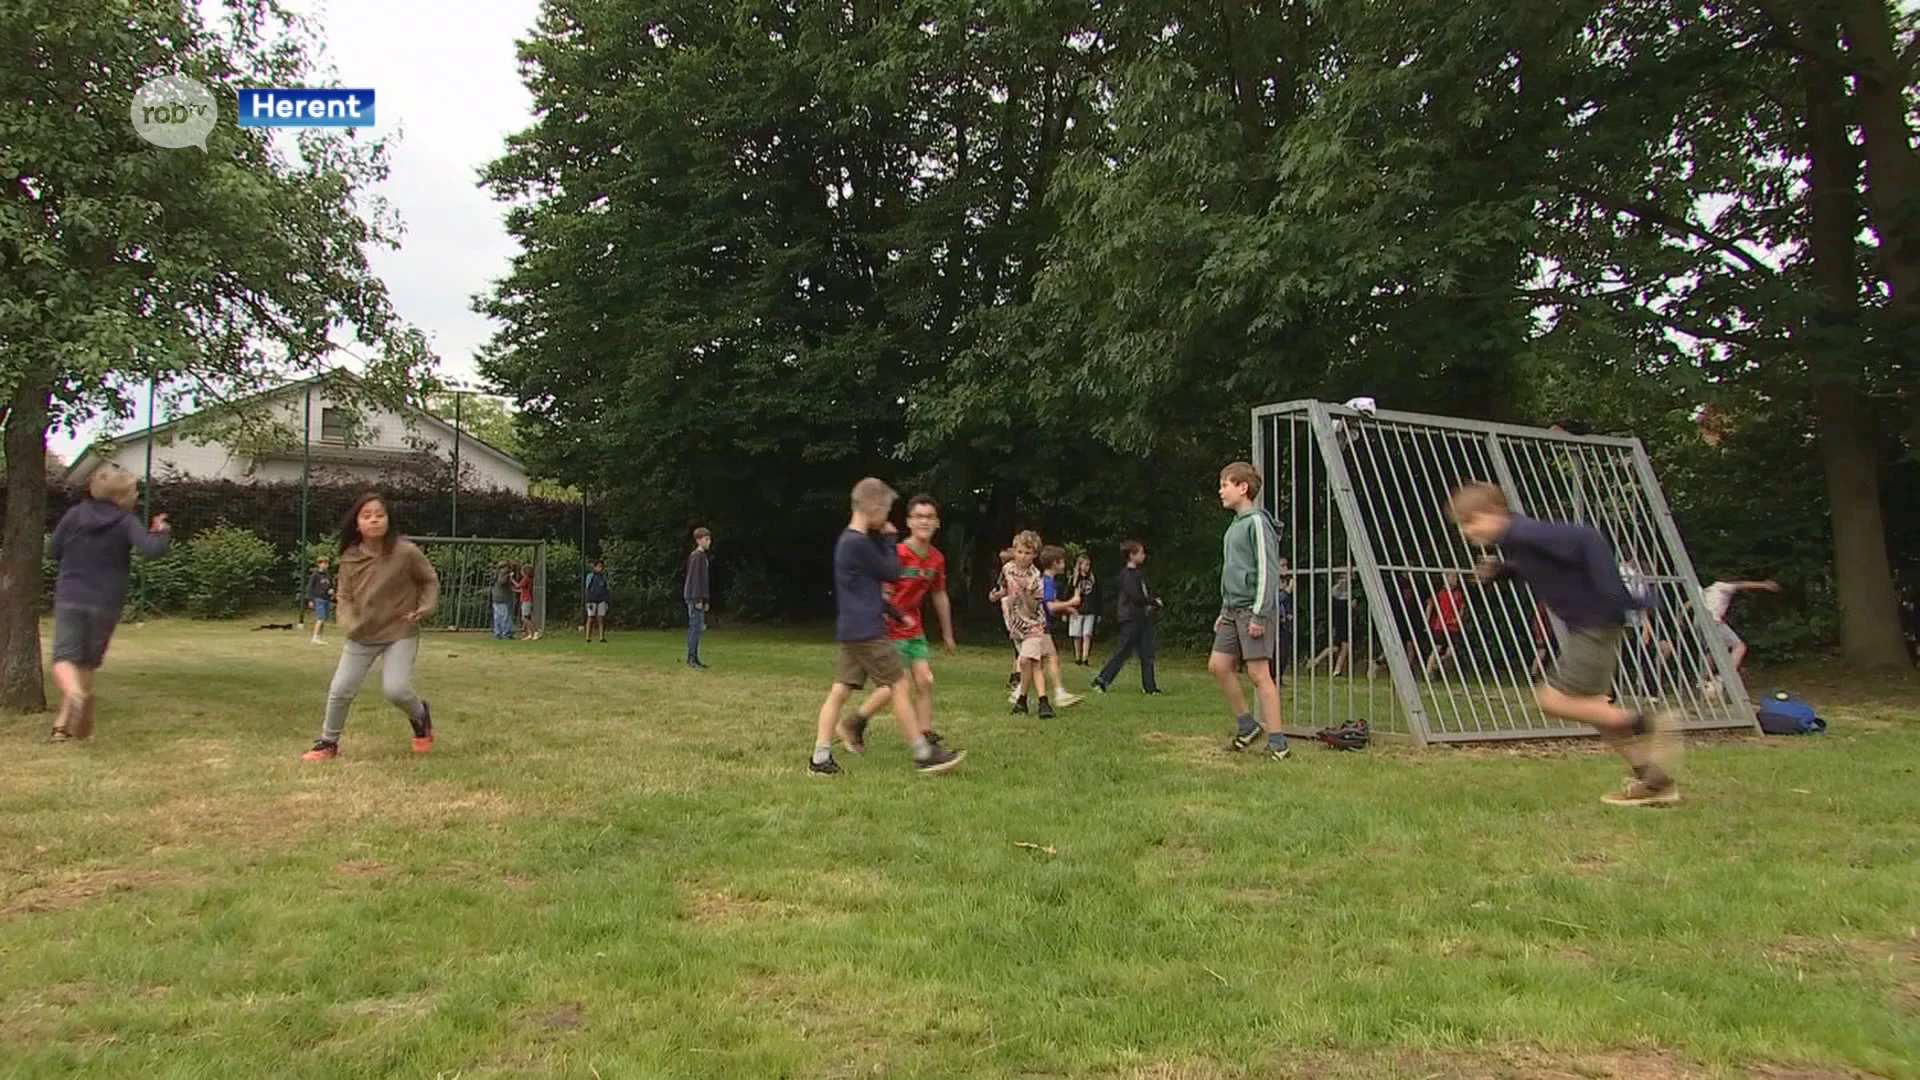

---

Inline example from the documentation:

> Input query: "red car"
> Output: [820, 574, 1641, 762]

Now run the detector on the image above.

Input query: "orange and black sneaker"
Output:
[301, 739, 339, 761]
[1601, 776, 1680, 807]
[410, 701, 433, 753]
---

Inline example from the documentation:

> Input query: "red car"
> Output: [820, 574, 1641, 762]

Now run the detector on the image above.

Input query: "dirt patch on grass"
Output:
[2, 867, 191, 916]
[681, 881, 817, 926]
[1266, 1048, 1888, 1080]
[337, 992, 434, 1018]
[331, 859, 390, 876]
[1139, 731, 1239, 769]
[528, 1002, 584, 1030]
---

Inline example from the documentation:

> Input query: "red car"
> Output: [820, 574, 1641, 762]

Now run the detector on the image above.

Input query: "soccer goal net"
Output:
[1254, 399, 1759, 745]
[410, 537, 550, 635]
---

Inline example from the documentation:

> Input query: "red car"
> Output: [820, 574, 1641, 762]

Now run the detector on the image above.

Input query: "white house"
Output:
[66, 371, 528, 494]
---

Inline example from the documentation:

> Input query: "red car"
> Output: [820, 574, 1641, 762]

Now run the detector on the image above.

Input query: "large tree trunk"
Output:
[0, 378, 50, 711]
[1801, 22, 1912, 667]
[1836, 0, 1920, 306]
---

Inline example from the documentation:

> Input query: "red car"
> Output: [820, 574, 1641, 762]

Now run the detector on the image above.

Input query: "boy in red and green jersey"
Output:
[840, 494, 959, 752]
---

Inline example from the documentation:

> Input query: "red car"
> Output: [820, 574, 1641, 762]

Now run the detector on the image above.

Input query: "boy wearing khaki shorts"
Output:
[1449, 481, 1678, 807]
[808, 478, 964, 776]
[1211, 462, 1289, 761]
[1000, 531, 1058, 718]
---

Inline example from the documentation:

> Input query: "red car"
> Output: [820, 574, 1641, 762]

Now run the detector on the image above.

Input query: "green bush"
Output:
[598, 537, 682, 628]
[182, 525, 277, 618]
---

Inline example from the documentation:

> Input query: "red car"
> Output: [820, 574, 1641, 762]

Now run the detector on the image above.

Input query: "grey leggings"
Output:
[320, 638, 423, 742]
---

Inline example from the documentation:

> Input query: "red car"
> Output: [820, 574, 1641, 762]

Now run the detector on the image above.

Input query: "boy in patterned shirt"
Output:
[840, 494, 957, 752]
[1001, 530, 1059, 718]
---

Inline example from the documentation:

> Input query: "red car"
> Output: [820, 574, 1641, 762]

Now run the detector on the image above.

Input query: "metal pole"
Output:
[450, 390, 462, 537]
[139, 374, 155, 614]
[299, 381, 311, 625]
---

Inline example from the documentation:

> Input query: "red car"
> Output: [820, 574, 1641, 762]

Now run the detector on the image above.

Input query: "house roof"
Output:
[65, 369, 526, 484]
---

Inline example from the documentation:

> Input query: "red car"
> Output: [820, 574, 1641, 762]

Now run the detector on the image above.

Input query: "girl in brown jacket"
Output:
[302, 493, 438, 760]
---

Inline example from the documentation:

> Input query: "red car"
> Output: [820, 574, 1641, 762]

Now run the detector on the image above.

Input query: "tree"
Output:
[427, 391, 521, 459]
[0, 0, 425, 710]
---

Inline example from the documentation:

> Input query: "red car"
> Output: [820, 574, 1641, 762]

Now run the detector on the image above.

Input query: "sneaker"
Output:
[1142, 688, 1165, 696]
[1036, 698, 1056, 720]
[838, 712, 870, 755]
[1266, 742, 1291, 761]
[1054, 690, 1083, 709]
[1227, 729, 1261, 753]
[1006, 671, 1021, 690]
[1090, 679, 1108, 694]
[691, 658, 710, 670]
[302, 740, 340, 761]
[914, 747, 967, 774]
[409, 701, 433, 751]
[925, 730, 943, 748]
[808, 754, 842, 776]
[1010, 695, 1029, 715]
[48, 728, 70, 743]
[1601, 777, 1680, 807]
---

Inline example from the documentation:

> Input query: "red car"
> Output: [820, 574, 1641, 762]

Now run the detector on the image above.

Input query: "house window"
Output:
[320, 407, 348, 442]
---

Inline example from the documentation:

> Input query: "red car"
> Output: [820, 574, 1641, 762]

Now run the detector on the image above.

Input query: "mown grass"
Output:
[1, 619, 1916, 1079]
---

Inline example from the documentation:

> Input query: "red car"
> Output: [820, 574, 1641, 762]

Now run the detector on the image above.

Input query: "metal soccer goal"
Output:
[1253, 399, 1760, 745]
[410, 536, 550, 635]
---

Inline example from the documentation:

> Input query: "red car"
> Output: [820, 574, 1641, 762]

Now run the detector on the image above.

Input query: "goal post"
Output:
[1252, 399, 1760, 745]
[409, 536, 550, 634]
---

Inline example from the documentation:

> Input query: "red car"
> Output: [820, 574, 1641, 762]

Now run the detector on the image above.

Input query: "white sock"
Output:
[910, 736, 933, 761]
[811, 743, 832, 764]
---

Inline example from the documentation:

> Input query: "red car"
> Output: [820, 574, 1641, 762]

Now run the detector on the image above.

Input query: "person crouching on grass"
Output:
[45, 466, 172, 741]
[1448, 481, 1679, 807]
[808, 479, 965, 776]
[302, 493, 439, 761]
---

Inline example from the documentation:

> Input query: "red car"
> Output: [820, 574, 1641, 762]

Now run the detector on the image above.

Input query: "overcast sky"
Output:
[56, 0, 543, 458]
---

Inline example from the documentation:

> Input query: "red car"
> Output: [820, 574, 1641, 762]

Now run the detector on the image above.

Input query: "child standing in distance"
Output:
[514, 563, 538, 639]
[1037, 546, 1085, 708]
[584, 559, 611, 642]
[840, 494, 958, 752]
[302, 493, 438, 761]
[1423, 571, 1467, 676]
[45, 466, 171, 741]
[1449, 482, 1678, 806]
[1068, 552, 1098, 665]
[684, 527, 713, 669]
[489, 561, 516, 640]
[307, 556, 334, 645]
[809, 479, 964, 775]
[1001, 531, 1059, 717]
[1213, 462, 1289, 761]
[1091, 540, 1163, 694]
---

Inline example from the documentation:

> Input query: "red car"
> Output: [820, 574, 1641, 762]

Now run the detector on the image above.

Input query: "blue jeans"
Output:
[491, 602, 513, 639]
[686, 602, 706, 659]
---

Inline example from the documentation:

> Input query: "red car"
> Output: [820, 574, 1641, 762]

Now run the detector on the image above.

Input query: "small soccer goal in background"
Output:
[1254, 399, 1761, 746]
[410, 537, 549, 634]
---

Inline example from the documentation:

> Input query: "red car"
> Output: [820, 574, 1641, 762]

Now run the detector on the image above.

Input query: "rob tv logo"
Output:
[238, 87, 377, 128]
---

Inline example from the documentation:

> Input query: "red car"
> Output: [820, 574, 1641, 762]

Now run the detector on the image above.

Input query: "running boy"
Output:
[1449, 481, 1678, 807]
[308, 556, 334, 645]
[45, 466, 171, 741]
[584, 559, 611, 642]
[841, 494, 957, 751]
[685, 527, 712, 668]
[1091, 540, 1163, 694]
[810, 480, 963, 775]
[1213, 462, 1289, 760]
[1001, 531, 1058, 717]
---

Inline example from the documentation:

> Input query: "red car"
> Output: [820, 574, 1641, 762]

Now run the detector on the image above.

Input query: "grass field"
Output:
[2, 620, 1916, 1080]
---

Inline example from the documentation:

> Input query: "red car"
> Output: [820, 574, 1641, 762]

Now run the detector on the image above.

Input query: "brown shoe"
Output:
[1601, 777, 1681, 807]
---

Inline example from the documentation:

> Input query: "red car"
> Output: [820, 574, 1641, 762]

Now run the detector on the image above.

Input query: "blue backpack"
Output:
[1756, 692, 1825, 735]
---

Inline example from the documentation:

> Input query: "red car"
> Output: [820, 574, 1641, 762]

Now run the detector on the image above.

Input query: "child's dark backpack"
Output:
[1756, 692, 1825, 735]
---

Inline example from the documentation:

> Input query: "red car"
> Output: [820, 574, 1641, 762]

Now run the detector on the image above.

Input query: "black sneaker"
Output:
[808, 755, 842, 776]
[838, 712, 870, 754]
[1266, 741, 1291, 761]
[1227, 728, 1261, 752]
[1006, 671, 1021, 690]
[409, 700, 433, 741]
[1010, 695, 1029, 715]
[915, 747, 966, 774]
[925, 730, 943, 748]
[691, 658, 710, 670]
[1143, 688, 1165, 696]
[1036, 697, 1055, 720]
[1090, 679, 1108, 693]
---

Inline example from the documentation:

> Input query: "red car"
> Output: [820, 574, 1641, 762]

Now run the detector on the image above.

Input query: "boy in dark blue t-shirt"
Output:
[1450, 481, 1676, 807]
[808, 478, 964, 776]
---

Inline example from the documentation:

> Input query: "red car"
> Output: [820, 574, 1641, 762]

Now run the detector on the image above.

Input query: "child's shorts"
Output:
[585, 602, 609, 617]
[837, 638, 905, 689]
[51, 605, 119, 669]
[893, 635, 930, 665]
[311, 598, 331, 621]
[1067, 614, 1097, 637]
[1211, 606, 1273, 662]
[1016, 634, 1057, 662]
[1547, 624, 1625, 698]
[519, 601, 534, 617]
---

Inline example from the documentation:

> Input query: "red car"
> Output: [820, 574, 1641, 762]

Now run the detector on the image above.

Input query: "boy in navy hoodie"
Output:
[46, 466, 171, 740]
[1450, 482, 1676, 807]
